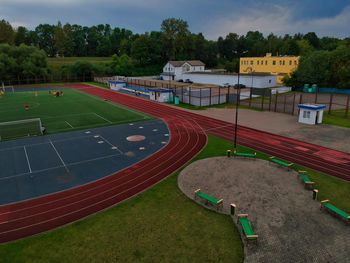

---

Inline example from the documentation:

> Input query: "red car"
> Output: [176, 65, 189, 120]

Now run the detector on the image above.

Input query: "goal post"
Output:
[0, 118, 44, 141]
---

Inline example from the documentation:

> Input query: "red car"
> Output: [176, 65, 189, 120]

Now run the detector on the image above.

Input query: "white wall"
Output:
[298, 109, 324, 125]
[182, 73, 276, 88]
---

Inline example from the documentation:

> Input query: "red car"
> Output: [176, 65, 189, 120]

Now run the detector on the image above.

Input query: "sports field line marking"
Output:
[75, 88, 150, 119]
[65, 121, 74, 128]
[0, 152, 123, 181]
[98, 135, 123, 154]
[49, 140, 69, 173]
[93, 113, 112, 123]
[23, 146, 32, 173]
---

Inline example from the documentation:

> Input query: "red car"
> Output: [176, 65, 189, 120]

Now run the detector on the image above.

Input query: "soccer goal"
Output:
[1, 82, 14, 93]
[0, 118, 44, 141]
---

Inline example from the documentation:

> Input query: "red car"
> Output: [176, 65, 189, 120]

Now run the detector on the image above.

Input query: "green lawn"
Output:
[323, 110, 350, 128]
[0, 88, 149, 140]
[48, 57, 112, 69]
[173, 102, 262, 112]
[86, 82, 110, 89]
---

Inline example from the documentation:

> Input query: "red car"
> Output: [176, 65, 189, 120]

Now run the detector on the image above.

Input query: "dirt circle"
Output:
[126, 135, 146, 142]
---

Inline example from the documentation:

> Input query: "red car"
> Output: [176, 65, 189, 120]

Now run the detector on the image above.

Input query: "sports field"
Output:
[0, 88, 150, 140]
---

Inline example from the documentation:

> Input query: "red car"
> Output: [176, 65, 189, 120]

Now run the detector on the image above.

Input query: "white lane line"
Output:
[98, 135, 123, 154]
[23, 146, 32, 173]
[203, 124, 232, 132]
[65, 121, 74, 128]
[49, 140, 69, 172]
[94, 113, 112, 124]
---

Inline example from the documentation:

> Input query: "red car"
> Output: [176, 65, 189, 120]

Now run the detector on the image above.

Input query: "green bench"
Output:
[233, 151, 256, 159]
[321, 200, 350, 223]
[297, 170, 315, 190]
[269, 156, 293, 170]
[194, 189, 223, 210]
[237, 214, 258, 242]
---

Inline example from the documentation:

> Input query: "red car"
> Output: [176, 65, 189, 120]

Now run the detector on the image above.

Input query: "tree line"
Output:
[0, 18, 349, 87]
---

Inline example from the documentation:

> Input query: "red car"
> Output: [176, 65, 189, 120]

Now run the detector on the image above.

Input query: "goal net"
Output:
[1, 83, 14, 93]
[0, 118, 44, 141]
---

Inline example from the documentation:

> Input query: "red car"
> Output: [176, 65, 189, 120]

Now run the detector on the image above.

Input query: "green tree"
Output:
[0, 19, 15, 44]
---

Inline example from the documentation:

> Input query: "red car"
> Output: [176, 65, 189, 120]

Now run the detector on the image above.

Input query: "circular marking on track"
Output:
[161, 141, 167, 144]
[126, 135, 146, 142]
[164, 133, 169, 137]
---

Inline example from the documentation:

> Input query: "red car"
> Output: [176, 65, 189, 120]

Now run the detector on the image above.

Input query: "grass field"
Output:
[0, 88, 149, 140]
[48, 57, 112, 69]
[323, 110, 350, 128]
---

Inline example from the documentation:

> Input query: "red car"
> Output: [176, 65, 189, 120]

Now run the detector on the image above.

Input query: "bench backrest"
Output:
[298, 173, 312, 183]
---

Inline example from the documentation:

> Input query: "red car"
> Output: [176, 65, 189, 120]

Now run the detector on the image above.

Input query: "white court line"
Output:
[98, 135, 123, 154]
[49, 140, 69, 172]
[0, 152, 122, 181]
[93, 113, 112, 124]
[65, 121, 74, 128]
[23, 146, 32, 173]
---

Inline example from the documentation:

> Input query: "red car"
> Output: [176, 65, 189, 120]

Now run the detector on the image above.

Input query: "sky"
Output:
[1, 0, 349, 39]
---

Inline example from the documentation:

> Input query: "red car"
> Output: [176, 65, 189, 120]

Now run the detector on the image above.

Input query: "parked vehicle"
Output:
[233, 84, 246, 89]
[177, 79, 184, 82]
[184, 79, 193, 84]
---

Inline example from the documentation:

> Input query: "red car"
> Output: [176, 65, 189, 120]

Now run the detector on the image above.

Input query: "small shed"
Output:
[298, 104, 326, 125]
[149, 89, 174, 103]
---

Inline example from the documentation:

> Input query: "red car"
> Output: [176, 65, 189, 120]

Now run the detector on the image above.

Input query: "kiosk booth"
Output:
[298, 104, 326, 125]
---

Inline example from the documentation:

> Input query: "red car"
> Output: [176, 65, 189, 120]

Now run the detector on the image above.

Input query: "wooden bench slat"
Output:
[239, 217, 256, 238]
[233, 151, 256, 158]
[323, 202, 350, 219]
[195, 191, 221, 204]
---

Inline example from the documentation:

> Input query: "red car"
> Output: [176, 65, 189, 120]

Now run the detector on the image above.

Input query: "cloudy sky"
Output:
[1, 0, 349, 39]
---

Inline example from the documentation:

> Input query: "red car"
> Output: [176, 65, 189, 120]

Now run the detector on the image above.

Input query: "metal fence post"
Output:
[328, 93, 333, 114]
[249, 87, 252, 107]
[292, 93, 296, 115]
[345, 95, 350, 118]
[274, 91, 278, 112]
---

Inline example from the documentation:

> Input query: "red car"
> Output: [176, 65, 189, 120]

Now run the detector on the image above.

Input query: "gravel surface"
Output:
[178, 157, 350, 263]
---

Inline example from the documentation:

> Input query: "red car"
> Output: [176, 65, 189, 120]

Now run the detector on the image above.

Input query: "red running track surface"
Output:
[0, 83, 349, 243]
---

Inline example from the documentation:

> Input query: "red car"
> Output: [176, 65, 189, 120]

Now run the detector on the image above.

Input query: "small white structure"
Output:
[149, 89, 174, 103]
[161, 60, 206, 81]
[108, 80, 127, 91]
[298, 104, 326, 125]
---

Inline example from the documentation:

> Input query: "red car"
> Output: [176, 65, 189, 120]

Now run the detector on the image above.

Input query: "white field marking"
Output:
[23, 146, 32, 173]
[164, 133, 169, 137]
[75, 89, 150, 118]
[93, 113, 112, 124]
[98, 141, 104, 144]
[153, 129, 158, 132]
[139, 126, 144, 129]
[65, 121, 74, 128]
[139, 147, 145, 150]
[129, 123, 134, 126]
[49, 140, 69, 172]
[0, 152, 122, 181]
[98, 135, 123, 154]
[203, 124, 233, 132]
[94, 135, 100, 138]
[85, 131, 91, 134]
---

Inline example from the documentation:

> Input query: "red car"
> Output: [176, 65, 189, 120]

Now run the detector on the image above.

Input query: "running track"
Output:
[0, 84, 349, 243]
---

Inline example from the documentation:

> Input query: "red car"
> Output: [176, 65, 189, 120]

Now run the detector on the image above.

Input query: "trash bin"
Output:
[174, 96, 180, 105]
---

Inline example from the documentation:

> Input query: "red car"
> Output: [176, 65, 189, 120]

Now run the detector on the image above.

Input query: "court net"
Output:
[0, 118, 44, 141]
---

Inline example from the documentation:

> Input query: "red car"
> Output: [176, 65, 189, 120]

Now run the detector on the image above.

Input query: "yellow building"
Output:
[240, 53, 300, 84]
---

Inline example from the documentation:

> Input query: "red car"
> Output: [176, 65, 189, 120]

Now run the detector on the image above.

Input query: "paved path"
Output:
[178, 157, 350, 263]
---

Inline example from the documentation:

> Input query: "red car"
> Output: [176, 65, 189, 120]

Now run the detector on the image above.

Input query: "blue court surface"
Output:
[0, 119, 169, 205]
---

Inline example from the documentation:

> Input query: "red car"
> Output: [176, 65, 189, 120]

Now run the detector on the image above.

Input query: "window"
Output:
[265, 61, 268, 65]
[269, 80, 271, 83]
[279, 61, 282, 65]
[289, 61, 292, 66]
[294, 61, 297, 65]
[257, 61, 260, 65]
[303, 111, 311, 119]
[273, 60, 276, 65]
[282, 61, 285, 66]
[250, 61, 253, 65]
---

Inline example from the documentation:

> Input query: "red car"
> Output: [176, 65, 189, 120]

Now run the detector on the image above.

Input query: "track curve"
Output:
[0, 83, 349, 243]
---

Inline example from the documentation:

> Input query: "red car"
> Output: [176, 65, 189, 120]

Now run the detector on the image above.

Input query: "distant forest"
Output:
[0, 18, 349, 87]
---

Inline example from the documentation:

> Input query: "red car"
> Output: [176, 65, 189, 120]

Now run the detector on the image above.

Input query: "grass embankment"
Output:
[86, 82, 110, 89]
[48, 57, 112, 70]
[0, 88, 148, 140]
[174, 102, 262, 111]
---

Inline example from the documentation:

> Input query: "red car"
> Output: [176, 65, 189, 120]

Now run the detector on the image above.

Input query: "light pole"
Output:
[233, 50, 248, 150]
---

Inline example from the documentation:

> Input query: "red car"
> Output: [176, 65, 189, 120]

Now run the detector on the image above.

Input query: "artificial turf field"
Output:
[0, 88, 150, 140]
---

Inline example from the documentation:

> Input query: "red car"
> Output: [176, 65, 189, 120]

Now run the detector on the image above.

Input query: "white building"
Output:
[182, 72, 276, 89]
[161, 60, 206, 81]
[298, 104, 326, 125]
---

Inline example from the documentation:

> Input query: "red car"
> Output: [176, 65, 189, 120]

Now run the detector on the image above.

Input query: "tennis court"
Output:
[0, 119, 169, 205]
